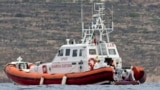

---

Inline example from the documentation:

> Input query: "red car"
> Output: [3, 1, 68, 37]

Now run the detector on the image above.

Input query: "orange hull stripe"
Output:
[5, 64, 114, 79]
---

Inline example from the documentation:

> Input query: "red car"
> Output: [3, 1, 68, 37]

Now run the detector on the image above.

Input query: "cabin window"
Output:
[108, 49, 116, 55]
[65, 49, 70, 56]
[72, 49, 77, 57]
[79, 49, 82, 56]
[58, 49, 64, 56]
[89, 49, 96, 55]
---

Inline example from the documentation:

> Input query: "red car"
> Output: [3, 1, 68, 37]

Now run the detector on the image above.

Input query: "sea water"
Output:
[0, 83, 160, 90]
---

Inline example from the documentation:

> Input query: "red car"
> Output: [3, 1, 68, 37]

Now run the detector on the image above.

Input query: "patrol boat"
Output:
[4, 2, 146, 85]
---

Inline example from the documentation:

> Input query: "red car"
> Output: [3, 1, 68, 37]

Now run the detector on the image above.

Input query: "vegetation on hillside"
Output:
[0, 0, 160, 82]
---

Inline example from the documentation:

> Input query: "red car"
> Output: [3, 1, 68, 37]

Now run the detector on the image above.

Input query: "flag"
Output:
[92, 32, 96, 45]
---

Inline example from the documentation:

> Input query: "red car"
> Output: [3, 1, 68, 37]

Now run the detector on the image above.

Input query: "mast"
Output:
[81, 2, 114, 44]
[81, 0, 84, 41]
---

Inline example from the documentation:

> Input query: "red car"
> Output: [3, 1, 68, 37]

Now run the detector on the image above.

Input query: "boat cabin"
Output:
[29, 39, 122, 74]
[49, 41, 98, 73]
[33, 39, 120, 74]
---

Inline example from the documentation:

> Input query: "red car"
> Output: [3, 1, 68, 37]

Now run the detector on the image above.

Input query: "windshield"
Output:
[89, 49, 96, 55]
[108, 49, 116, 55]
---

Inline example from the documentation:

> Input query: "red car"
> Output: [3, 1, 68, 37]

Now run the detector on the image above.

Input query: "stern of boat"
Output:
[132, 66, 146, 83]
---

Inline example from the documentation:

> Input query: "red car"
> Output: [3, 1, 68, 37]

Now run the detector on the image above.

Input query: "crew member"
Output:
[122, 69, 135, 81]
[94, 59, 100, 69]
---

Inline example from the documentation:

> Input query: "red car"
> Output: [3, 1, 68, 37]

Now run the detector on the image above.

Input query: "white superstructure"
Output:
[28, 2, 122, 74]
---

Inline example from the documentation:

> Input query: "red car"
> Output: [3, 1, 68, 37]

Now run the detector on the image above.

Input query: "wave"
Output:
[0, 83, 160, 90]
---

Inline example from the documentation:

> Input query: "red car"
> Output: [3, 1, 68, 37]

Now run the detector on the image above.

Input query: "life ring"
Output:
[88, 58, 96, 70]
[42, 65, 47, 73]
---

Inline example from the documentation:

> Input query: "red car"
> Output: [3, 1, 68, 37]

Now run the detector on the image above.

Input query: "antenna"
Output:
[92, 1, 93, 24]
[81, 0, 84, 39]
[106, 4, 114, 43]
[111, 5, 114, 31]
